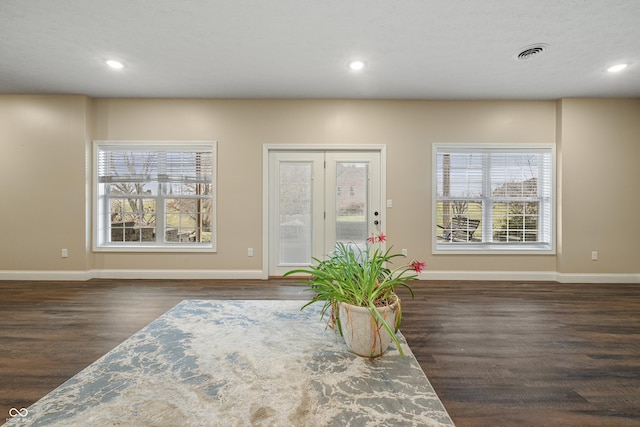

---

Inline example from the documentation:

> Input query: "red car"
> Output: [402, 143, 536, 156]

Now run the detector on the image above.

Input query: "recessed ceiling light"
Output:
[106, 60, 124, 69]
[349, 60, 365, 71]
[607, 63, 628, 72]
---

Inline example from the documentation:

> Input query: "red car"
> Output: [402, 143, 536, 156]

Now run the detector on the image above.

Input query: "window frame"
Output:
[92, 141, 217, 252]
[432, 143, 556, 255]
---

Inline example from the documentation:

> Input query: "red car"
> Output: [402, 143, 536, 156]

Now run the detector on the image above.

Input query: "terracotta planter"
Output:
[338, 298, 400, 358]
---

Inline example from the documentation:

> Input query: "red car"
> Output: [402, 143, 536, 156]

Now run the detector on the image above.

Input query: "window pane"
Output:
[278, 162, 312, 264]
[438, 153, 483, 198]
[106, 182, 158, 196]
[490, 153, 539, 197]
[109, 198, 156, 226]
[108, 198, 156, 242]
[165, 151, 213, 183]
[166, 182, 212, 196]
[493, 201, 539, 242]
[336, 162, 368, 245]
[165, 198, 212, 243]
[436, 200, 482, 242]
[98, 151, 159, 181]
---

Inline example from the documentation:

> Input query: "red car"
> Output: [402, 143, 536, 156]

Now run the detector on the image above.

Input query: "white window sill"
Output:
[434, 243, 555, 255]
[93, 244, 216, 253]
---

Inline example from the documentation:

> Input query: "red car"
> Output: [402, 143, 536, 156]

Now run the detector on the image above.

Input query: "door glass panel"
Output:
[278, 162, 312, 264]
[335, 162, 368, 246]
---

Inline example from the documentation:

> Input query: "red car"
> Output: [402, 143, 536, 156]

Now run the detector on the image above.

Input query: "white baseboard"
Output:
[0, 269, 264, 281]
[420, 270, 640, 283]
[554, 273, 640, 284]
[88, 269, 265, 280]
[420, 270, 558, 282]
[0, 270, 93, 281]
[1, 269, 638, 283]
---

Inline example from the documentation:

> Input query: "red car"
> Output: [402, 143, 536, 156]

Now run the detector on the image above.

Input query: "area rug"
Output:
[7, 300, 454, 426]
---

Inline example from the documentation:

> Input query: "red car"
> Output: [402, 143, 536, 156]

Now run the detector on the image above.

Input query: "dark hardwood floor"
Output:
[1, 279, 639, 426]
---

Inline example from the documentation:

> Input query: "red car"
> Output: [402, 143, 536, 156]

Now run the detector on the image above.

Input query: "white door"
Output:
[268, 149, 382, 276]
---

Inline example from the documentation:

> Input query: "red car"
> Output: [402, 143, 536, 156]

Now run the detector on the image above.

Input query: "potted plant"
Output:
[284, 233, 426, 358]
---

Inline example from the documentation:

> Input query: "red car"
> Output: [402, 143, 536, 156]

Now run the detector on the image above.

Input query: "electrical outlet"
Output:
[248, 248, 254, 257]
[61, 248, 68, 258]
[401, 249, 408, 257]
[386, 199, 393, 208]
[591, 251, 598, 261]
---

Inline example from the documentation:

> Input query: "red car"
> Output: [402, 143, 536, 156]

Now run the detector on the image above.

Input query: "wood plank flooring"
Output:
[1, 279, 639, 426]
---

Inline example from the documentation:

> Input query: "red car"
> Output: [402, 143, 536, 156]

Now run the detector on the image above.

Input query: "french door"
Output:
[267, 149, 383, 277]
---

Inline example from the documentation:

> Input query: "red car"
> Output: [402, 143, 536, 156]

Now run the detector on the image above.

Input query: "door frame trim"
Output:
[262, 144, 387, 279]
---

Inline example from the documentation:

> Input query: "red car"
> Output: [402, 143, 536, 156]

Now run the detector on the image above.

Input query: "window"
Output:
[433, 143, 554, 253]
[94, 141, 216, 251]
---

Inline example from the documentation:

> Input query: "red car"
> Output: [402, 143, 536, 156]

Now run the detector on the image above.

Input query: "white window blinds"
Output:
[97, 145, 214, 184]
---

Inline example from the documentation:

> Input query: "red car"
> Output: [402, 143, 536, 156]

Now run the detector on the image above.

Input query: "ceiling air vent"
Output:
[514, 43, 548, 61]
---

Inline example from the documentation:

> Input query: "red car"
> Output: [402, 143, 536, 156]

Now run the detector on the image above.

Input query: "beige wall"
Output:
[0, 95, 89, 272]
[557, 98, 640, 275]
[1, 95, 638, 281]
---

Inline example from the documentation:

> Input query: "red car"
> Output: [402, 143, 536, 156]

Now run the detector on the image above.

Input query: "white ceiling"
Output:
[1, 0, 639, 100]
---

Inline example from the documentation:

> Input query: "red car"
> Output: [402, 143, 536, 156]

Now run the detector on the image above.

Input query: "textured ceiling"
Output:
[1, 0, 639, 99]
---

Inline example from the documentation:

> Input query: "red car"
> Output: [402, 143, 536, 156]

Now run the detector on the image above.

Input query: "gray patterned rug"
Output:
[7, 300, 454, 426]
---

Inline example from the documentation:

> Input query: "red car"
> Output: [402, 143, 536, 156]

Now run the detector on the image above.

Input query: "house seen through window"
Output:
[94, 142, 216, 251]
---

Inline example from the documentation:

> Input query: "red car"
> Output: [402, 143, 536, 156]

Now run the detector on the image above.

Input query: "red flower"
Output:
[410, 260, 426, 274]
[366, 232, 386, 244]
